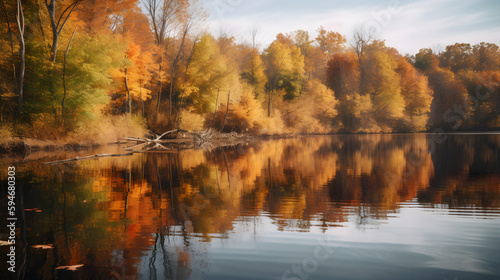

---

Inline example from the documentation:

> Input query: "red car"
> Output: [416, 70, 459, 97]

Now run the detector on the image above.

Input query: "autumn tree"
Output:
[313, 26, 346, 80]
[45, 0, 83, 62]
[291, 30, 313, 58]
[102, 1, 156, 116]
[328, 41, 433, 132]
[142, 0, 190, 118]
[24, 28, 128, 131]
[15, 0, 24, 115]
[413, 48, 435, 71]
[440, 43, 500, 129]
[426, 60, 470, 129]
[305, 79, 337, 130]
[213, 88, 264, 133]
[110, 42, 154, 115]
[181, 34, 238, 115]
[351, 28, 374, 95]
[275, 32, 294, 47]
[0, 2, 14, 119]
[316, 26, 346, 54]
[165, 3, 205, 124]
[439, 43, 474, 73]
[473, 42, 500, 72]
[369, 51, 404, 129]
[263, 40, 305, 116]
[457, 70, 500, 128]
[326, 52, 366, 132]
[240, 48, 267, 102]
[416, 43, 499, 130]
[326, 52, 358, 99]
[75, 0, 111, 33]
[396, 56, 433, 131]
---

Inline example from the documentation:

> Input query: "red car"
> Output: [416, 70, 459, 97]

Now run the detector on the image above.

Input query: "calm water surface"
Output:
[1, 134, 500, 280]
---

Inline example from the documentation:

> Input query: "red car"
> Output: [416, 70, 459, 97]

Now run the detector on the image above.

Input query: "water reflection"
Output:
[1, 134, 500, 279]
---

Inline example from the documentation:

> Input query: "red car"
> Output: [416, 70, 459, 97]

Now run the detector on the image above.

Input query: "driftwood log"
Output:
[43, 153, 134, 165]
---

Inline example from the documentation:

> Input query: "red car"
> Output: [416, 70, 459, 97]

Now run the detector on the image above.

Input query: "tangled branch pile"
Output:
[122, 129, 248, 153]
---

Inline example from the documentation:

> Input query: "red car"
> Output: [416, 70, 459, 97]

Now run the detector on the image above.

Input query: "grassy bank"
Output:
[0, 115, 148, 155]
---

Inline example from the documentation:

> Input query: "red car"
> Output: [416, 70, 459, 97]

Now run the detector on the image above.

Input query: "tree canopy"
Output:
[0, 0, 499, 139]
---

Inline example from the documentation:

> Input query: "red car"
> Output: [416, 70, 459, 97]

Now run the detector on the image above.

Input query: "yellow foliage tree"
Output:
[182, 34, 239, 114]
[241, 49, 267, 102]
[371, 51, 405, 131]
[214, 88, 265, 133]
[305, 79, 337, 130]
[397, 56, 433, 131]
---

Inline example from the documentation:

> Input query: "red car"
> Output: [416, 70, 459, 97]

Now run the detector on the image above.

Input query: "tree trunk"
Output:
[9, 30, 16, 80]
[15, 0, 25, 115]
[17, 36, 25, 115]
[62, 25, 78, 124]
[268, 90, 272, 117]
[45, 0, 81, 63]
[156, 57, 162, 118]
[0, 0, 16, 80]
[125, 66, 131, 114]
[168, 19, 192, 124]
[168, 64, 174, 123]
[140, 81, 145, 117]
[221, 91, 230, 132]
[46, 0, 58, 62]
[50, 26, 58, 62]
[213, 88, 219, 125]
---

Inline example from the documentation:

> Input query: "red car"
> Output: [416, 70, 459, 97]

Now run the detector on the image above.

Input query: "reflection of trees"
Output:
[329, 134, 434, 211]
[418, 134, 500, 208]
[2, 134, 500, 278]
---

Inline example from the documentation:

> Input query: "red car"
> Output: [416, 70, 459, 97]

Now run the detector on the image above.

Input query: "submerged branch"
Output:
[43, 153, 133, 165]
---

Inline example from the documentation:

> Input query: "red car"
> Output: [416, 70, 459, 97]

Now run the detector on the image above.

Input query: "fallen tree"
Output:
[40, 130, 250, 164]
[122, 129, 249, 153]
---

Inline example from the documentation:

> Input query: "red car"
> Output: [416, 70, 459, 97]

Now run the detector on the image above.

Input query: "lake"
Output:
[1, 134, 500, 280]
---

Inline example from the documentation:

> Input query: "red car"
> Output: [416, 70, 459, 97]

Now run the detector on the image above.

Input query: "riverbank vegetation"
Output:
[1, 0, 499, 149]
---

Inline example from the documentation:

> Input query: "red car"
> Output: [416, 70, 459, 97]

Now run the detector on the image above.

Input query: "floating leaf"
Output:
[0, 240, 11, 246]
[32, 244, 53, 249]
[25, 208, 42, 213]
[56, 264, 84, 271]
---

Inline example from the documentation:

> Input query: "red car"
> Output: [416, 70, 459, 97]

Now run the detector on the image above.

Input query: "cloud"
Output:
[204, 0, 500, 54]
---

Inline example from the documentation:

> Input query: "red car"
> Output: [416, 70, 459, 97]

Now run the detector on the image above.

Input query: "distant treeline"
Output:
[1, 0, 499, 139]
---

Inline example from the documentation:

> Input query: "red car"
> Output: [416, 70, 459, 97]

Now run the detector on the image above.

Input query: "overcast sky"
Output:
[203, 0, 500, 55]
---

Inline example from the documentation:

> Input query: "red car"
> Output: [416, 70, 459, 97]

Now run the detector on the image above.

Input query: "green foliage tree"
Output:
[181, 34, 238, 114]
[241, 49, 267, 102]
[25, 32, 128, 131]
[414, 48, 436, 72]
[264, 40, 305, 100]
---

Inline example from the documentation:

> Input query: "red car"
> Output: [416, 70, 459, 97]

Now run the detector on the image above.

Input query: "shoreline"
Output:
[0, 138, 102, 156]
[2, 131, 500, 156]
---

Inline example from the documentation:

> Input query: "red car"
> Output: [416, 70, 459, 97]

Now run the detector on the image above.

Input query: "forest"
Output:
[1, 0, 500, 145]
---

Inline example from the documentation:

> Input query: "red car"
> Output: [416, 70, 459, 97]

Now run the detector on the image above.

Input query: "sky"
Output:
[203, 0, 500, 55]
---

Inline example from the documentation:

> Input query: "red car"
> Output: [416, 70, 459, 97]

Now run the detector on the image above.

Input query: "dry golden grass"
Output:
[0, 125, 13, 146]
[69, 114, 147, 144]
[0, 114, 147, 154]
